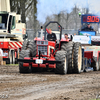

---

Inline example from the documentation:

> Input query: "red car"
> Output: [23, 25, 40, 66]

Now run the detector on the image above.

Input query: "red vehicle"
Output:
[18, 21, 83, 74]
[73, 14, 100, 71]
[0, 0, 26, 64]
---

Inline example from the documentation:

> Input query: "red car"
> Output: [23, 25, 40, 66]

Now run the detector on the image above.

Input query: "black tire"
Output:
[19, 50, 30, 73]
[15, 58, 17, 64]
[61, 41, 74, 73]
[22, 40, 29, 50]
[98, 57, 100, 70]
[31, 67, 39, 73]
[27, 41, 36, 57]
[15, 49, 21, 64]
[6, 59, 10, 64]
[92, 57, 100, 71]
[9, 50, 15, 64]
[55, 51, 68, 75]
[91, 61, 96, 71]
[82, 58, 86, 72]
[73, 42, 82, 73]
[27, 41, 37, 73]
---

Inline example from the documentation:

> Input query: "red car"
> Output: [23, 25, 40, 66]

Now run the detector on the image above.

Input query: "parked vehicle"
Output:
[73, 14, 100, 71]
[0, 0, 26, 64]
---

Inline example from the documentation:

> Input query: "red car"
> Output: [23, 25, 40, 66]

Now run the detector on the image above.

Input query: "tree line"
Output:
[10, 0, 89, 38]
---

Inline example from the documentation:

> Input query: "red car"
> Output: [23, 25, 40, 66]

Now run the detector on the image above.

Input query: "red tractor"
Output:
[18, 21, 83, 74]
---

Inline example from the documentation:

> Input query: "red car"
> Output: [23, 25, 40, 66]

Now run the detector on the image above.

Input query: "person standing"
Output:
[0, 48, 3, 65]
[81, 23, 94, 31]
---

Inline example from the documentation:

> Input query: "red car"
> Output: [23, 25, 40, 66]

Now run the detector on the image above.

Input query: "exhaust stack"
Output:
[41, 26, 43, 40]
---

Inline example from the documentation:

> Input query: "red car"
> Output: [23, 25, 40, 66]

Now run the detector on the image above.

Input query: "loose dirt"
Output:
[0, 65, 100, 100]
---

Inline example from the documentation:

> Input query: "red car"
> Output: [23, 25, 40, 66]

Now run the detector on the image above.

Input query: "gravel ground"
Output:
[0, 65, 100, 100]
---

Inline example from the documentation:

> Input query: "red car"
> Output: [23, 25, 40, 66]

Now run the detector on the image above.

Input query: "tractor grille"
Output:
[38, 46, 47, 55]
[37, 41, 48, 45]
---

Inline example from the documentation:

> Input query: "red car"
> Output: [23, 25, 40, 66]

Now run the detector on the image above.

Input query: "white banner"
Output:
[73, 35, 91, 44]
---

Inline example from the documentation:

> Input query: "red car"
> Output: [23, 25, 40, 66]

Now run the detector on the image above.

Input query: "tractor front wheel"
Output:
[19, 50, 30, 73]
[55, 51, 68, 75]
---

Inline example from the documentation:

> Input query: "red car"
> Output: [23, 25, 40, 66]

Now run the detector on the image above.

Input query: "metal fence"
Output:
[26, 29, 78, 40]
[26, 29, 34, 40]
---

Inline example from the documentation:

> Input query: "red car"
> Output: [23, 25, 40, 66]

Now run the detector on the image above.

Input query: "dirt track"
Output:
[0, 65, 100, 100]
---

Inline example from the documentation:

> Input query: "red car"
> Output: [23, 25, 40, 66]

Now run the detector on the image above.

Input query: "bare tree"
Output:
[33, 0, 37, 38]
[10, 0, 34, 23]
[72, 5, 80, 30]
[10, 0, 90, 38]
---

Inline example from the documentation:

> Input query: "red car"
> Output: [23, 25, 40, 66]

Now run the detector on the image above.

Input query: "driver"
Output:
[47, 28, 57, 41]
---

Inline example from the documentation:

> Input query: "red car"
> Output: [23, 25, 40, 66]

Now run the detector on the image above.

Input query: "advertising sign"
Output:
[73, 35, 91, 44]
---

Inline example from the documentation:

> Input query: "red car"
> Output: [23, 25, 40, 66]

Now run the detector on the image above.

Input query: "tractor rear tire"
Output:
[19, 50, 30, 73]
[27, 41, 37, 73]
[73, 42, 82, 73]
[55, 51, 68, 75]
[61, 41, 74, 73]
[22, 40, 29, 50]
[27, 40, 36, 57]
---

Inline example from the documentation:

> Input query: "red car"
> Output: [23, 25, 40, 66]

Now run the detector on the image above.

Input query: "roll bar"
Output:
[44, 21, 62, 40]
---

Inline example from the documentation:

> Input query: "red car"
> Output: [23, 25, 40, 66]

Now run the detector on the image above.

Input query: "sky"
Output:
[37, 0, 100, 24]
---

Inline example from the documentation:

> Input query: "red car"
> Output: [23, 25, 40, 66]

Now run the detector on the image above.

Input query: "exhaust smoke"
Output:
[37, 0, 100, 24]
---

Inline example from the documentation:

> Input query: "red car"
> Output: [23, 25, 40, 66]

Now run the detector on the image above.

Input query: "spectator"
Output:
[0, 48, 3, 65]
[81, 23, 94, 31]
[64, 33, 69, 40]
